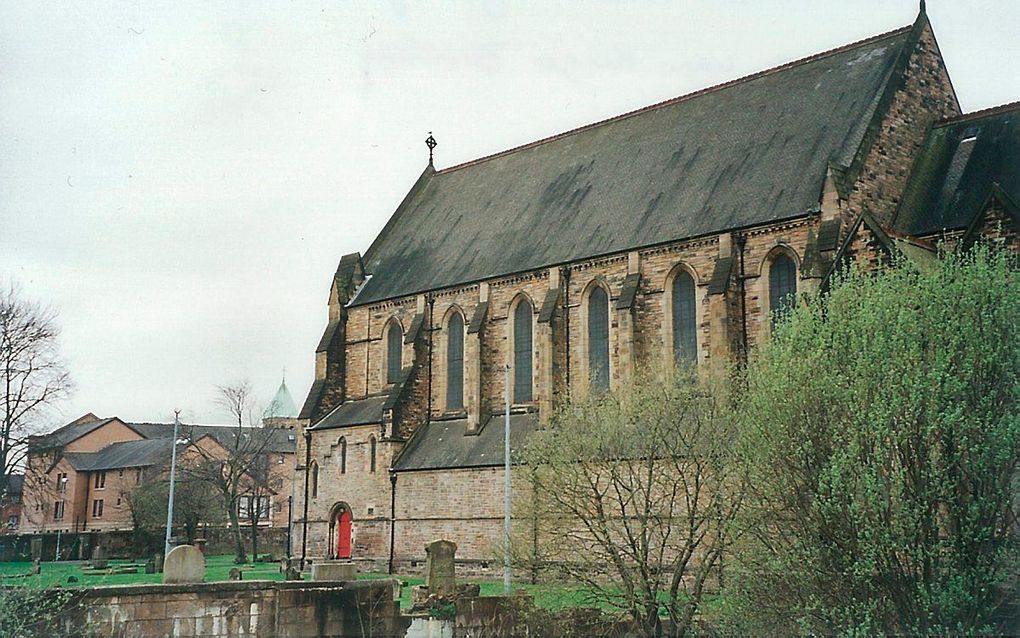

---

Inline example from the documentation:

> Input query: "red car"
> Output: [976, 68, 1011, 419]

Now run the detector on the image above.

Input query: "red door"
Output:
[336, 510, 352, 559]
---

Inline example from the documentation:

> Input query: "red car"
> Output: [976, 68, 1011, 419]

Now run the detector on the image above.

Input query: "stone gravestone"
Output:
[424, 539, 457, 597]
[162, 545, 205, 584]
[154, 553, 164, 574]
[29, 537, 42, 562]
[91, 545, 108, 569]
[228, 567, 243, 581]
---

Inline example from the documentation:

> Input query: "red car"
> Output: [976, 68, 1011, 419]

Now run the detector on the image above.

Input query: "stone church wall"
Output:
[845, 20, 961, 228]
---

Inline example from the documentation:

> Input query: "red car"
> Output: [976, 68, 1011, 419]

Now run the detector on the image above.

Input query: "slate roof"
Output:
[310, 395, 388, 431]
[393, 412, 539, 471]
[894, 102, 1020, 236]
[353, 26, 914, 306]
[30, 417, 116, 450]
[64, 439, 172, 471]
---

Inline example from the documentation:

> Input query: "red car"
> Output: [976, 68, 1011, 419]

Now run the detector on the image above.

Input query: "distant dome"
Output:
[266, 378, 299, 418]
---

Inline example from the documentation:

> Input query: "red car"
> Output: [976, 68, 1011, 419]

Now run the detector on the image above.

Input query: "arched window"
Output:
[369, 436, 377, 473]
[672, 270, 697, 366]
[338, 437, 347, 475]
[513, 299, 533, 403]
[587, 286, 610, 393]
[446, 313, 464, 410]
[386, 321, 402, 384]
[310, 461, 319, 499]
[769, 254, 798, 327]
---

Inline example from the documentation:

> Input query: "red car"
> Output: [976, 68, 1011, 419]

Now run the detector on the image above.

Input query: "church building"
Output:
[293, 8, 1020, 572]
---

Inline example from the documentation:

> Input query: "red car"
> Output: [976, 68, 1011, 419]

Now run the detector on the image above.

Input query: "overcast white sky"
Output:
[2, 1, 1018, 428]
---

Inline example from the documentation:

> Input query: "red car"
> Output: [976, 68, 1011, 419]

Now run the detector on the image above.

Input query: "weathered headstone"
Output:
[193, 538, 207, 554]
[144, 559, 156, 574]
[154, 553, 164, 573]
[91, 545, 108, 569]
[162, 545, 205, 584]
[285, 565, 302, 581]
[424, 539, 457, 596]
[29, 538, 42, 562]
[228, 567, 243, 581]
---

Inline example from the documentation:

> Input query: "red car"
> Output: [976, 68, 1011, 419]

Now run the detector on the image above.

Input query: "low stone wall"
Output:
[7, 527, 290, 562]
[56, 579, 406, 637]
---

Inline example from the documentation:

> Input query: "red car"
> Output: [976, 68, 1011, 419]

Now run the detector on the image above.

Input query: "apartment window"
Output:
[56, 473, 67, 493]
[386, 321, 403, 383]
[7, 516, 17, 529]
[369, 436, 377, 473]
[92, 499, 104, 518]
[672, 270, 698, 366]
[338, 437, 347, 474]
[587, 286, 610, 393]
[135, 469, 142, 483]
[118, 469, 124, 477]
[769, 254, 798, 328]
[446, 312, 465, 410]
[513, 299, 533, 402]
[94, 471, 106, 489]
[53, 501, 65, 520]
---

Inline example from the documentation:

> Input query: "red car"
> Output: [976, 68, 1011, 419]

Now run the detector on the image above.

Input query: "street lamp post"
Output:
[164, 410, 181, 557]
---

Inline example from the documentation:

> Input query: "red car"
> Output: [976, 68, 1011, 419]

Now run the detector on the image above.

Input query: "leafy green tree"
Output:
[126, 473, 223, 544]
[730, 245, 1020, 634]
[518, 369, 745, 638]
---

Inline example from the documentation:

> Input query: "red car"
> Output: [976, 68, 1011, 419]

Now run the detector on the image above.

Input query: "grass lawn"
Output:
[361, 572, 603, 612]
[0, 554, 285, 589]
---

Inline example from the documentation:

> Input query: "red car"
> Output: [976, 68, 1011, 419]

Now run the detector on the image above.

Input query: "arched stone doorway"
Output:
[328, 503, 353, 559]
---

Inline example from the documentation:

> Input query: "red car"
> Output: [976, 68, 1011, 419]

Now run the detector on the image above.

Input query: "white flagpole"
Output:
[164, 410, 181, 557]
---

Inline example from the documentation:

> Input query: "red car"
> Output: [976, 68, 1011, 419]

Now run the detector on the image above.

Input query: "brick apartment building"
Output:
[290, 8, 1019, 571]
[21, 412, 297, 542]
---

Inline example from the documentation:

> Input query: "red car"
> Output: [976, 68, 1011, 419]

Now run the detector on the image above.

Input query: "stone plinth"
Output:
[311, 560, 356, 581]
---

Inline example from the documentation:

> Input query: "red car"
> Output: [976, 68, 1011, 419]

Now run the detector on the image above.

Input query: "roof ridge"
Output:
[935, 100, 1020, 127]
[436, 23, 913, 176]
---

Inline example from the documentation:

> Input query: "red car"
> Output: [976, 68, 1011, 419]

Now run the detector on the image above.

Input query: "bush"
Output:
[727, 245, 1020, 634]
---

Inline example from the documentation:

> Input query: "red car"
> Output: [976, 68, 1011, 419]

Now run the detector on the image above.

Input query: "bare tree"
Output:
[517, 369, 746, 638]
[0, 281, 72, 496]
[189, 380, 278, 563]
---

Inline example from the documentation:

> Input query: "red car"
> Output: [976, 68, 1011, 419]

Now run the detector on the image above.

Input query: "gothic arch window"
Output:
[369, 436, 377, 473]
[587, 284, 610, 393]
[310, 461, 319, 499]
[671, 269, 698, 366]
[446, 311, 465, 410]
[768, 252, 798, 328]
[386, 320, 403, 384]
[338, 437, 347, 475]
[512, 296, 534, 403]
